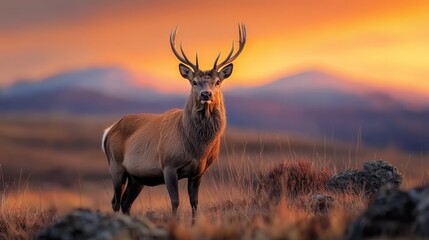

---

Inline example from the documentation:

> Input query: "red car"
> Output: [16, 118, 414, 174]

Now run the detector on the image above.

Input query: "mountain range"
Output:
[1, 66, 428, 152]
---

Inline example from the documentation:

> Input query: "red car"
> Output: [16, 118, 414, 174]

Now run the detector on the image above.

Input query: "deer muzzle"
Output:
[200, 91, 213, 104]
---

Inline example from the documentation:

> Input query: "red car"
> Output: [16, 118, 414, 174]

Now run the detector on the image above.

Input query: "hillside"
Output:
[1, 67, 428, 152]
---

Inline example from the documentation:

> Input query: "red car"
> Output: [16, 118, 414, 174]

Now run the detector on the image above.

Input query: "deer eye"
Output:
[215, 80, 221, 86]
[192, 81, 197, 86]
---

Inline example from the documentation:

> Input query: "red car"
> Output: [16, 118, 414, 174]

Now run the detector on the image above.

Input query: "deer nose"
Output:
[201, 91, 212, 100]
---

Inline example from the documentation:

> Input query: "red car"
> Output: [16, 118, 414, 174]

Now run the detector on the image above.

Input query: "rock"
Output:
[310, 194, 335, 215]
[411, 186, 429, 237]
[325, 170, 362, 193]
[326, 160, 402, 197]
[37, 208, 168, 240]
[346, 184, 429, 239]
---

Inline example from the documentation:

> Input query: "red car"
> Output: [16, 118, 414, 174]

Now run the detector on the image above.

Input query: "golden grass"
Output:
[0, 114, 428, 239]
[0, 158, 367, 239]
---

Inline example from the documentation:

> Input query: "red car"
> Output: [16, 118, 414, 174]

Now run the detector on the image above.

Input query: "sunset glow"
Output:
[1, 0, 429, 95]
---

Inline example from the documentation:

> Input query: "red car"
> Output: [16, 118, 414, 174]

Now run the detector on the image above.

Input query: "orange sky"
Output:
[1, 0, 429, 94]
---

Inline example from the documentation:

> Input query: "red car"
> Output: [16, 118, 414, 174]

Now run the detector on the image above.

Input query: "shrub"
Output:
[256, 160, 332, 203]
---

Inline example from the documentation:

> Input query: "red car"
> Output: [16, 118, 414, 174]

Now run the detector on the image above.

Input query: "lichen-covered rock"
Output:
[325, 170, 362, 193]
[37, 209, 168, 240]
[326, 160, 402, 197]
[346, 184, 429, 240]
[411, 186, 429, 237]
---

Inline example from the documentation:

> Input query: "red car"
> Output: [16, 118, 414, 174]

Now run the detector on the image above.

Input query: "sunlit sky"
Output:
[1, 0, 429, 95]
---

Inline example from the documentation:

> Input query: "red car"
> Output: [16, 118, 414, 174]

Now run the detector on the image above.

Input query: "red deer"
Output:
[102, 24, 246, 221]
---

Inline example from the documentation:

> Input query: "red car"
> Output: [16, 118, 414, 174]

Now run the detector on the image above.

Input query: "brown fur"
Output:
[103, 24, 245, 220]
[106, 93, 226, 180]
[103, 77, 226, 216]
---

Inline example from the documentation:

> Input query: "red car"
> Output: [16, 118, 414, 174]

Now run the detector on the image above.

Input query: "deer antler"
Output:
[213, 23, 246, 71]
[170, 27, 199, 72]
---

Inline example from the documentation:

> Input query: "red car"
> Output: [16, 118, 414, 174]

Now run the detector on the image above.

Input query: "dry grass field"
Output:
[0, 114, 428, 239]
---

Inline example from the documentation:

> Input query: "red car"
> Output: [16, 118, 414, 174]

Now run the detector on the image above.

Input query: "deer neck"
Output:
[182, 92, 226, 148]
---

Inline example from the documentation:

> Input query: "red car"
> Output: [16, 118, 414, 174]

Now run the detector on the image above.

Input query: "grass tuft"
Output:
[256, 160, 332, 203]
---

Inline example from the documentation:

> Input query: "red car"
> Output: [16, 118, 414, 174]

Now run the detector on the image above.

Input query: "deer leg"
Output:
[110, 165, 127, 212]
[121, 176, 143, 215]
[164, 168, 179, 216]
[188, 176, 202, 225]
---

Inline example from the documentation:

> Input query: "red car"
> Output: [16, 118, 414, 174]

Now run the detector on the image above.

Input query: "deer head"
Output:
[170, 24, 246, 106]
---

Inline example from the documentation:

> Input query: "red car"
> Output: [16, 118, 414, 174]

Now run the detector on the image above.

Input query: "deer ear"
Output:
[219, 63, 233, 80]
[179, 64, 193, 80]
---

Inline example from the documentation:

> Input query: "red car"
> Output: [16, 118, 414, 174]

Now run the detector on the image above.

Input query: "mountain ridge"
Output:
[1, 66, 428, 152]
[0, 66, 168, 101]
